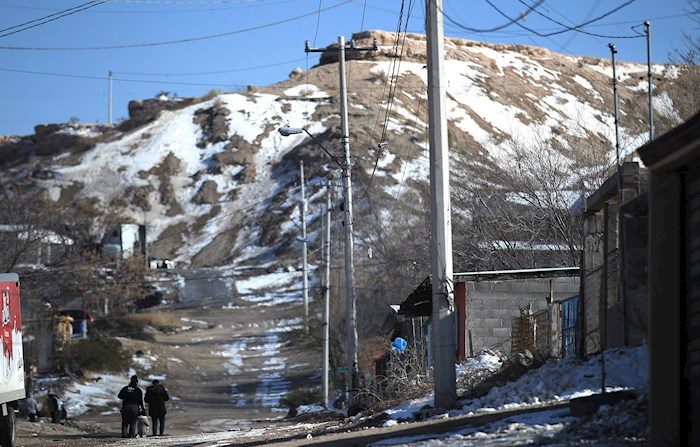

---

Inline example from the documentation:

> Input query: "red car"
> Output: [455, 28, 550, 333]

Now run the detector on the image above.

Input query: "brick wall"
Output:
[465, 277, 580, 355]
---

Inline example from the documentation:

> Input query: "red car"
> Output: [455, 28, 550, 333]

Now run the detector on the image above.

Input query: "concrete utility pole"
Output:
[322, 184, 332, 407]
[108, 70, 113, 125]
[305, 35, 376, 401]
[300, 161, 309, 333]
[644, 21, 654, 141]
[426, 0, 457, 409]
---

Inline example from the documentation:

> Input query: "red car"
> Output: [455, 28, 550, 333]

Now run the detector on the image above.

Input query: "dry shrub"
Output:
[129, 312, 178, 331]
[358, 340, 432, 414]
[61, 337, 131, 374]
[91, 313, 156, 341]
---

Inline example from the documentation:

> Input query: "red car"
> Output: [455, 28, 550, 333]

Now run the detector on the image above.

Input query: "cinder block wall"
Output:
[465, 277, 580, 355]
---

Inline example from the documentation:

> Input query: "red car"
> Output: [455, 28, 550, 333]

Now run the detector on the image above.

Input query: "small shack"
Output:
[391, 267, 580, 365]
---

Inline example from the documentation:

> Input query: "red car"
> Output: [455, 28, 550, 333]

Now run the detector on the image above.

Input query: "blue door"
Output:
[561, 296, 579, 357]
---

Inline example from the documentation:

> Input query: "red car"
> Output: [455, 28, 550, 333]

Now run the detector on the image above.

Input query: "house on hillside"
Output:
[637, 110, 700, 446]
[101, 224, 146, 260]
[0, 224, 74, 267]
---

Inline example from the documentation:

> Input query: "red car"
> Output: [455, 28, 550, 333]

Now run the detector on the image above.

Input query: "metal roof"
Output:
[453, 266, 579, 282]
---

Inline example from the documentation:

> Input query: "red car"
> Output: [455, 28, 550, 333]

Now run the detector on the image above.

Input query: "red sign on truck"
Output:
[0, 274, 24, 404]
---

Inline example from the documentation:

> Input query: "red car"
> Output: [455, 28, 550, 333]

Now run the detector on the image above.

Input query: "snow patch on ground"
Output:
[62, 373, 130, 417]
[283, 84, 329, 98]
[383, 346, 648, 423]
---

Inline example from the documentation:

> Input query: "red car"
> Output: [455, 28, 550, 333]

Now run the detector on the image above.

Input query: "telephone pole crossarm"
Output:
[305, 38, 378, 53]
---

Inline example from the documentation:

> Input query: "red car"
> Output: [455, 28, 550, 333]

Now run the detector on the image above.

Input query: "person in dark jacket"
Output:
[144, 379, 169, 436]
[118, 375, 144, 438]
[48, 393, 61, 423]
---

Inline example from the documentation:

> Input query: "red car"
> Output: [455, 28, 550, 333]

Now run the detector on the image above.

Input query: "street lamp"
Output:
[278, 127, 343, 168]
[278, 123, 358, 402]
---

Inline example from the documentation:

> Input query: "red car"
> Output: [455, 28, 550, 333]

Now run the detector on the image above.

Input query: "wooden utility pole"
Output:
[300, 161, 309, 333]
[426, 0, 457, 409]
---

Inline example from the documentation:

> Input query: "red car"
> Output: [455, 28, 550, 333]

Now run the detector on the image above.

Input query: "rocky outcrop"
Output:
[192, 180, 221, 204]
[193, 102, 231, 148]
[120, 96, 196, 131]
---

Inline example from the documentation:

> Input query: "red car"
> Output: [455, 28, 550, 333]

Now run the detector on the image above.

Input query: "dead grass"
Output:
[130, 312, 178, 331]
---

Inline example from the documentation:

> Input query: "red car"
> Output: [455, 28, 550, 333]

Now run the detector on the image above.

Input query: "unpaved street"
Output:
[17, 284, 329, 446]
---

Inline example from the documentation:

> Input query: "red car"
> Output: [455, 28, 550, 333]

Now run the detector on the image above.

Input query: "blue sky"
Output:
[0, 0, 697, 136]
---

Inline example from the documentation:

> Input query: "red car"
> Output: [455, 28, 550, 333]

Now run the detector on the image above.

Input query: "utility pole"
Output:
[644, 21, 654, 141]
[605, 42, 629, 392]
[305, 35, 376, 401]
[322, 183, 332, 407]
[108, 70, 113, 125]
[426, 0, 457, 409]
[609, 44, 621, 169]
[300, 161, 309, 333]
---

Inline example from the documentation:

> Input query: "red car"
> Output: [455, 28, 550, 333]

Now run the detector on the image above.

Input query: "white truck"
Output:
[0, 273, 24, 447]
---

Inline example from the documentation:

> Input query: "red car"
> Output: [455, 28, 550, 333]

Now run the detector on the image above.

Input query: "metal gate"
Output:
[561, 296, 579, 358]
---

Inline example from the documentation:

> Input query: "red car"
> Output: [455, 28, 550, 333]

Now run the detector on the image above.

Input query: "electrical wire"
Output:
[0, 0, 304, 15]
[483, 0, 641, 39]
[0, 0, 353, 51]
[0, 1, 106, 38]
[441, 0, 546, 33]
[354, 0, 416, 205]
[312, 0, 323, 47]
[514, 0, 642, 39]
[0, 67, 249, 89]
[111, 57, 307, 77]
[360, 0, 367, 30]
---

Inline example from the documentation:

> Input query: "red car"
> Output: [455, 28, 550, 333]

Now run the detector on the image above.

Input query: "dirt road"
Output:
[18, 284, 328, 446]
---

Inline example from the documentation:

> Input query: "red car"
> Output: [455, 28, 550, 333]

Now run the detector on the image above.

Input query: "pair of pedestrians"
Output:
[118, 375, 170, 438]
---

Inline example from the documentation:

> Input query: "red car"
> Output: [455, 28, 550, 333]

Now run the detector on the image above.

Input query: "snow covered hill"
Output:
[0, 30, 687, 271]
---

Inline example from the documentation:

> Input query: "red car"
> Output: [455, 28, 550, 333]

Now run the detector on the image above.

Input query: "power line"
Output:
[0, 67, 249, 89]
[441, 0, 546, 33]
[312, 0, 323, 47]
[0, 0, 304, 15]
[0, 0, 353, 51]
[355, 0, 416, 205]
[0, 1, 106, 37]
[0, 0, 107, 37]
[514, 0, 643, 39]
[111, 57, 307, 77]
[360, 0, 367, 30]
[483, 0, 641, 39]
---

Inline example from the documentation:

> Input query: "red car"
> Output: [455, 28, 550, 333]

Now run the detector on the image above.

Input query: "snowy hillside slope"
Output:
[0, 30, 686, 269]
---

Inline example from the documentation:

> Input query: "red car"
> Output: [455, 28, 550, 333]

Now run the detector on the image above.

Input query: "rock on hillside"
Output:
[0, 30, 689, 269]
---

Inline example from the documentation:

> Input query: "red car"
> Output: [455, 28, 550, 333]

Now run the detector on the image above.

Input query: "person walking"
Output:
[118, 375, 144, 438]
[144, 379, 169, 436]
[48, 393, 61, 423]
[24, 393, 39, 422]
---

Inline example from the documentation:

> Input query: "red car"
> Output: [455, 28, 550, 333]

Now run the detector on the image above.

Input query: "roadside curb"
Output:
[231, 401, 570, 447]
